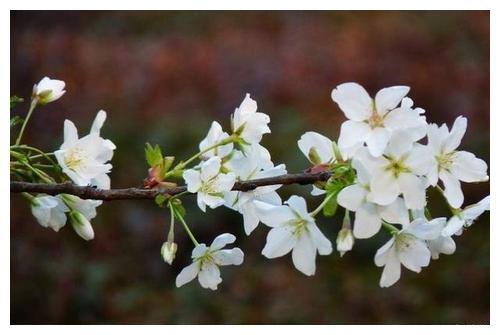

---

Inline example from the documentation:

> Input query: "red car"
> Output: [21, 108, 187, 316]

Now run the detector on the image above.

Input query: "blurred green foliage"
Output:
[10, 11, 489, 324]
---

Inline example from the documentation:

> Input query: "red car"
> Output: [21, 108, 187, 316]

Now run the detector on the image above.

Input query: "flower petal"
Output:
[337, 184, 367, 212]
[297, 131, 334, 164]
[285, 195, 309, 219]
[213, 248, 244, 266]
[331, 82, 372, 121]
[365, 127, 390, 157]
[308, 223, 333, 255]
[353, 202, 382, 239]
[201, 156, 221, 181]
[439, 170, 464, 209]
[198, 262, 222, 290]
[210, 233, 236, 250]
[443, 116, 467, 153]
[442, 216, 465, 237]
[292, 234, 317, 276]
[254, 201, 295, 228]
[379, 247, 401, 288]
[175, 262, 200, 288]
[374, 86, 410, 116]
[183, 169, 202, 193]
[398, 173, 426, 209]
[397, 235, 430, 272]
[379, 197, 409, 225]
[368, 171, 400, 206]
[262, 226, 296, 258]
[450, 151, 489, 183]
[338, 120, 370, 158]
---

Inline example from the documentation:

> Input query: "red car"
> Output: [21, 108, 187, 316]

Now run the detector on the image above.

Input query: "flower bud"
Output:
[32, 77, 66, 105]
[69, 211, 95, 241]
[161, 241, 178, 265]
[336, 212, 354, 257]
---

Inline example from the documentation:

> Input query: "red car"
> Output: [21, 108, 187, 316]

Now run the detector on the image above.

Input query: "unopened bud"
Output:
[161, 241, 178, 265]
[69, 211, 95, 241]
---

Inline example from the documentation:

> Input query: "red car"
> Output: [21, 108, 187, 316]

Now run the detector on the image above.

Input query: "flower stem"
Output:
[170, 202, 199, 246]
[309, 191, 336, 217]
[15, 98, 38, 146]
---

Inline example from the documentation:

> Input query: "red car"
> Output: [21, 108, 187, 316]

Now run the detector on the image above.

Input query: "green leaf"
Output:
[10, 96, 24, 109]
[145, 143, 163, 168]
[10, 116, 24, 129]
[155, 194, 169, 207]
[322, 193, 338, 217]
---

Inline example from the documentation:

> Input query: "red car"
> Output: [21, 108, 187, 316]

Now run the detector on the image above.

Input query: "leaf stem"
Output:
[309, 191, 337, 217]
[170, 202, 199, 246]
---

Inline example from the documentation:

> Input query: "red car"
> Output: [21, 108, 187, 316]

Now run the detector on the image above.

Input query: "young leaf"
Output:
[145, 143, 163, 168]
[155, 194, 169, 207]
[323, 192, 339, 217]
[10, 116, 24, 129]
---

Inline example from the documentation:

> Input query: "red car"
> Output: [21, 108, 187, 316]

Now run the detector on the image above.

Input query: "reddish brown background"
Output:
[11, 11, 490, 324]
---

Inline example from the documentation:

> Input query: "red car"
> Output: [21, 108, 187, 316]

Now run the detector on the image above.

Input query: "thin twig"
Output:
[10, 172, 332, 201]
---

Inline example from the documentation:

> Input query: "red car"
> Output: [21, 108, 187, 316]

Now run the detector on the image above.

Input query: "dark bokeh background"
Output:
[10, 11, 490, 324]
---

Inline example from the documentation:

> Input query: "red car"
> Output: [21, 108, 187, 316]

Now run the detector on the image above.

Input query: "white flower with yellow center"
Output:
[427, 116, 489, 208]
[183, 156, 236, 212]
[255, 195, 332, 276]
[375, 217, 444, 287]
[231, 93, 271, 144]
[55, 110, 116, 189]
[332, 82, 426, 158]
[175, 233, 244, 290]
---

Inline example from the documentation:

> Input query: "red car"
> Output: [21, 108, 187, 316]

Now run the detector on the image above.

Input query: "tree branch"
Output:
[10, 172, 332, 201]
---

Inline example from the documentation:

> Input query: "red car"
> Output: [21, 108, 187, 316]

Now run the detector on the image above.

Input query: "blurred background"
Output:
[10, 11, 490, 324]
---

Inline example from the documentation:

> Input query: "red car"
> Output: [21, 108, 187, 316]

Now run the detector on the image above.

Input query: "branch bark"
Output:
[10, 172, 332, 201]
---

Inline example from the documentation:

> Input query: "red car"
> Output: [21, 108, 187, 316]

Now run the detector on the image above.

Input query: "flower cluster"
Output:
[12, 78, 489, 291]
[12, 77, 115, 241]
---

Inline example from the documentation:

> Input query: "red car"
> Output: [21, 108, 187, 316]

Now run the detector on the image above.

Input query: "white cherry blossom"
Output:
[332, 82, 416, 158]
[199, 121, 233, 160]
[32, 77, 66, 105]
[231, 93, 270, 144]
[30, 195, 69, 232]
[375, 218, 444, 287]
[55, 110, 116, 189]
[183, 156, 236, 212]
[442, 196, 490, 237]
[297, 131, 335, 166]
[255, 195, 332, 276]
[175, 233, 244, 290]
[356, 133, 431, 209]
[224, 144, 286, 235]
[427, 116, 489, 208]
[337, 159, 409, 238]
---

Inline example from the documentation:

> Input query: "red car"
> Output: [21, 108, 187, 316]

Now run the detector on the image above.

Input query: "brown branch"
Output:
[10, 172, 332, 201]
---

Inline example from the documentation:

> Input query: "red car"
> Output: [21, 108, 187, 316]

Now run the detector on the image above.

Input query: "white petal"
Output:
[439, 170, 464, 209]
[196, 194, 207, 212]
[462, 196, 490, 224]
[213, 172, 236, 192]
[210, 233, 236, 250]
[331, 82, 372, 121]
[90, 110, 107, 135]
[374, 86, 410, 116]
[443, 116, 467, 153]
[62, 120, 79, 146]
[405, 144, 432, 176]
[292, 234, 317, 276]
[404, 217, 445, 240]
[262, 226, 296, 258]
[175, 262, 200, 288]
[198, 262, 222, 290]
[442, 216, 465, 237]
[213, 248, 244, 266]
[338, 120, 370, 157]
[254, 201, 295, 228]
[201, 156, 221, 181]
[285, 195, 309, 219]
[200, 193, 225, 209]
[192, 244, 209, 258]
[365, 127, 390, 157]
[379, 247, 401, 288]
[428, 236, 456, 259]
[368, 171, 400, 206]
[183, 169, 202, 193]
[241, 203, 261, 235]
[337, 184, 367, 212]
[297, 131, 334, 164]
[378, 198, 409, 225]
[398, 173, 426, 210]
[397, 235, 430, 272]
[353, 202, 382, 239]
[450, 151, 489, 183]
[384, 131, 413, 159]
[374, 237, 395, 266]
[308, 223, 333, 255]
